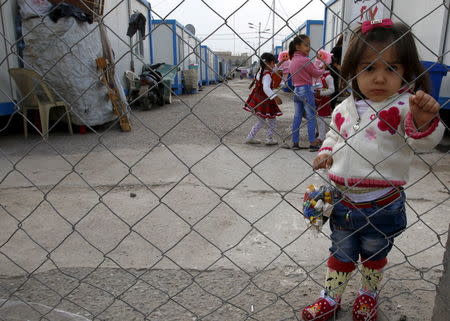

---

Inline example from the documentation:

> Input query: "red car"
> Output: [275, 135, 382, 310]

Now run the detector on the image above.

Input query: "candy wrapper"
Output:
[302, 184, 339, 231]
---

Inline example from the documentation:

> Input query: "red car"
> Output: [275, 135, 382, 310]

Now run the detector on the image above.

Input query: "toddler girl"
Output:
[303, 19, 445, 321]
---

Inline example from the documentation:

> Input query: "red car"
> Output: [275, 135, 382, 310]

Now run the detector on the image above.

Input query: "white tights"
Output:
[247, 117, 277, 139]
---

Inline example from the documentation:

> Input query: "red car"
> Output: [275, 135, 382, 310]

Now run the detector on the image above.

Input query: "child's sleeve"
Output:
[262, 73, 277, 99]
[306, 60, 324, 78]
[319, 75, 335, 96]
[404, 111, 445, 151]
[317, 105, 341, 156]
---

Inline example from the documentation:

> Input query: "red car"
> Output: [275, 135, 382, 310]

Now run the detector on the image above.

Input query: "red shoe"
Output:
[352, 293, 378, 321]
[302, 296, 339, 321]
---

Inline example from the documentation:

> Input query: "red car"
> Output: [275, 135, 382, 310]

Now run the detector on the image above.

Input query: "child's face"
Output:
[266, 60, 276, 70]
[295, 39, 311, 56]
[356, 44, 405, 102]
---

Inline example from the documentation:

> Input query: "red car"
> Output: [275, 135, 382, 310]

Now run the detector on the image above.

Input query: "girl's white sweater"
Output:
[318, 93, 445, 188]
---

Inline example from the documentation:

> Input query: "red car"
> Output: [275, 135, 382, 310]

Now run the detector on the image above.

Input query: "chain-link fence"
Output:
[1, 0, 449, 320]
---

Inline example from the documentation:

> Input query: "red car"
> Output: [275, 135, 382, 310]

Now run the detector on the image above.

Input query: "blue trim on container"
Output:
[137, 0, 150, 9]
[0, 102, 15, 116]
[306, 20, 323, 36]
[214, 55, 219, 82]
[147, 4, 153, 64]
[421, 60, 449, 102]
[200, 45, 204, 84]
[275, 45, 282, 56]
[152, 19, 176, 23]
[282, 20, 323, 45]
[152, 19, 201, 42]
[205, 46, 209, 85]
[171, 22, 182, 94]
[207, 47, 212, 84]
[323, 7, 328, 47]
[201, 45, 209, 84]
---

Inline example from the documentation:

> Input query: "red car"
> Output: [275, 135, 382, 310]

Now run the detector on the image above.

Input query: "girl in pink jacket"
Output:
[288, 35, 323, 151]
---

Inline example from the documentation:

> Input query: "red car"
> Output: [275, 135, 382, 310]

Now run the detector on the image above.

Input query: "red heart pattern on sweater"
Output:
[377, 107, 400, 135]
[335, 113, 345, 132]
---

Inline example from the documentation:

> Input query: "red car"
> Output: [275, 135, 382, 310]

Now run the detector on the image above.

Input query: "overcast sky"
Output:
[149, 0, 326, 55]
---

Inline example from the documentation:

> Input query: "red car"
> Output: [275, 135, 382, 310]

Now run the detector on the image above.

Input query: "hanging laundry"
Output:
[127, 12, 146, 38]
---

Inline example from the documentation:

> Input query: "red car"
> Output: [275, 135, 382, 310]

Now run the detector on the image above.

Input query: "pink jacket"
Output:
[278, 60, 290, 74]
[288, 52, 323, 87]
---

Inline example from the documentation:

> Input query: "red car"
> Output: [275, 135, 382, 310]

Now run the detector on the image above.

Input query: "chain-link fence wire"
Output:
[0, 0, 449, 320]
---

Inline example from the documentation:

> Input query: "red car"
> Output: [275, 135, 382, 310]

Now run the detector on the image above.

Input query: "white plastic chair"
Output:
[9, 68, 73, 139]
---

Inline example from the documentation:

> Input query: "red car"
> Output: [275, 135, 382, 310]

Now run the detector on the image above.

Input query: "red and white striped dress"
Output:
[243, 71, 282, 119]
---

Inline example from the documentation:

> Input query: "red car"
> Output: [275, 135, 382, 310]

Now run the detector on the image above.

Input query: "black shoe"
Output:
[309, 145, 320, 152]
[281, 142, 300, 150]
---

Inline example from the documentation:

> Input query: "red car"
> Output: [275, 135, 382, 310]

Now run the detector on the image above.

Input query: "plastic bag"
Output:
[18, 0, 52, 19]
[302, 184, 340, 231]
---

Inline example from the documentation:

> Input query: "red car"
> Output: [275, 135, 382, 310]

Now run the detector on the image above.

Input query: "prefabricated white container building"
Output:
[218, 57, 231, 82]
[150, 19, 202, 94]
[103, 0, 152, 91]
[187, 33, 202, 86]
[0, 0, 152, 117]
[200, 45, 219, 85]
[213, 54, 219, 83]
[322, 0, 449, 104]
[322, 0, 344, 54]
[391, 0, 449, 104]
[281, 20, 324, 59]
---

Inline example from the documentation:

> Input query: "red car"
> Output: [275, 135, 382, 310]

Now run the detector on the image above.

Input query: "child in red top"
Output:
[314, 67, 335, 142]
[243, 53, 283, 145]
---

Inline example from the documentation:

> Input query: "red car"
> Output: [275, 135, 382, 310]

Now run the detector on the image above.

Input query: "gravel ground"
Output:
[0, 265, 443, 321]
[1, 78, 449, 321]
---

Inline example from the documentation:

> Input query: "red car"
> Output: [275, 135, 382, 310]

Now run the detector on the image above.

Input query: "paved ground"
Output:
[0, 79, 449, 321]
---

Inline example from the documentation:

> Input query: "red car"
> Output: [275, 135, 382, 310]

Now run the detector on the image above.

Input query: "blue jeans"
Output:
[292, 85, 316, 144]
[329, 191, 407, 263]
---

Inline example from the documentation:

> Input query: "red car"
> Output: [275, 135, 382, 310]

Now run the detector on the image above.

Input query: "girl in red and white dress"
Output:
[243, 52, 283, 145]
[314, 66, 335, 143]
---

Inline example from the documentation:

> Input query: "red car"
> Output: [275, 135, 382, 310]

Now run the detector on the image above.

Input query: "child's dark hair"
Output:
[249, 52, 276, 89]
[341, 22, 430, 99]
[288, 34, 310, 59]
